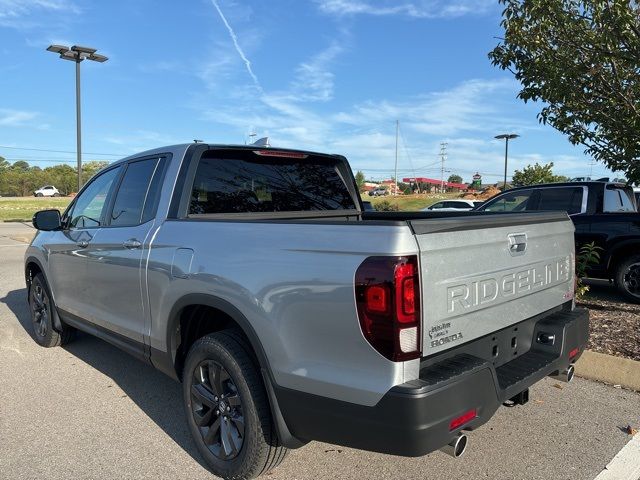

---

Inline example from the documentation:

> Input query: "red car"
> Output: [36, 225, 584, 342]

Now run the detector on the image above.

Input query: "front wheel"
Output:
[29, 273, 74, 347]
[36, 193, 43, 197]
[183, 331, 287, 479]
[615, 254, 640, 303]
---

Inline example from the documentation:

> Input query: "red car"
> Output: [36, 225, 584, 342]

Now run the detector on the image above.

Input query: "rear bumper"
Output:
[275, 307, 589, 456]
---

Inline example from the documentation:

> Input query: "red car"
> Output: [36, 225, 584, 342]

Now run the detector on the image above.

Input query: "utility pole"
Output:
[439, 142, 448, 193]
[394, 120, 399, 196]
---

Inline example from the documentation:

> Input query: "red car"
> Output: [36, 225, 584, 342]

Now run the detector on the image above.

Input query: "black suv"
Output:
[478, 182, 640, 302]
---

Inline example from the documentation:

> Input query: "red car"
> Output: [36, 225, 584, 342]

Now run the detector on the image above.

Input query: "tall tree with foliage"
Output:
[511, 162, 567, 186]
[490, 0, 640, 183]
[447, 174, 463, 184]
[354, 170, 366, 191]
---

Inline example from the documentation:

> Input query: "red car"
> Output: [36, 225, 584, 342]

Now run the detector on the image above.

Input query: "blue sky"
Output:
[0, 0, 616, 183]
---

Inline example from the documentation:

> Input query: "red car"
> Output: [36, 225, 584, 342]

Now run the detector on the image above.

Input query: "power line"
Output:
[0, 144, 125, 157]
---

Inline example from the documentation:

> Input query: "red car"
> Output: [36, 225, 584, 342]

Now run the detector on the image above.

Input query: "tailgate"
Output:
[409, 212, 575, 356]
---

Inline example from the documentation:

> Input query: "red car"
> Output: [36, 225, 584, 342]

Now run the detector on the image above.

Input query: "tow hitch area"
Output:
[503, 388, 529, 407]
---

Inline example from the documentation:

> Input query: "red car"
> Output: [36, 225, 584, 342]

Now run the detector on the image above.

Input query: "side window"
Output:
[537, 187, 584, 214]
[430, 202, 444, 209]
[69, 167, 121, 228]
[110, 158, 162, 227]
[482, 190, 533, 212]
[604, 187, 636, 213]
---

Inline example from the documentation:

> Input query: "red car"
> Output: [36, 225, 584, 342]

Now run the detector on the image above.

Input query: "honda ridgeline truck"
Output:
[26, 144, 588, 479]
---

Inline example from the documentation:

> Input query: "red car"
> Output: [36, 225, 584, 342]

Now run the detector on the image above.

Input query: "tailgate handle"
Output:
[508, 233, 527, 256]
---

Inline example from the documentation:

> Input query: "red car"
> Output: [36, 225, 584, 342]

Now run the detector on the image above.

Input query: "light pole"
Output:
[495, 133, 519, 190]
[46, 44, 108, 192]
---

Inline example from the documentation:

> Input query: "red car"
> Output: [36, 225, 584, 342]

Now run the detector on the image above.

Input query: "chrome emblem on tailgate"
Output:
[445, 255, 571, 316]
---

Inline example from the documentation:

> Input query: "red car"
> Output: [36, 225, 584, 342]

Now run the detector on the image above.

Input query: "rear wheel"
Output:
[183, 331, 287, 479]
[616, 254, 640, 303]
[29, 273, 74, 347]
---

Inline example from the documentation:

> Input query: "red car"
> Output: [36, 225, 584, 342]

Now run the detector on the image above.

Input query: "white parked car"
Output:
[422, 199, 481, 211]
[34, 186, 60, 197]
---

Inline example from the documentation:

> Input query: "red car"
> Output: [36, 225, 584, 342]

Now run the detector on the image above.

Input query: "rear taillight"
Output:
[355, 255, 421, 361]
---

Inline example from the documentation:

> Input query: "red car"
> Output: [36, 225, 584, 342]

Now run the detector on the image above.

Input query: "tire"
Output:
[616, 254, 640, 303]
[36, 193, 43, 197]
[183, 331, 288, 479]
[28, 273, 75, 347]
[53, 193, 60, 197]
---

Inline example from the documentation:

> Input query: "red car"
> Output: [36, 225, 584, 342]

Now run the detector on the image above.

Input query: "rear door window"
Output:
[189, 151, 356, 214]
[537, 187, 584, 214]
[109, 157, 164, 226]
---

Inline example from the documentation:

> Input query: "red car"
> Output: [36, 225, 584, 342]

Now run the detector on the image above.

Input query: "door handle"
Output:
[123, 239, 141, 249]
[77, 240, 89, 248]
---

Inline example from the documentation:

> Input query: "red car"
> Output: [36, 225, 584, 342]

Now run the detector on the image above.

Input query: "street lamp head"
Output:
[87, 53, 108, 63]
[71, 45, 97, 54]
[59, 50, 80, 62]
[46, 44, 69, 54]
[495, 133, 520, 140]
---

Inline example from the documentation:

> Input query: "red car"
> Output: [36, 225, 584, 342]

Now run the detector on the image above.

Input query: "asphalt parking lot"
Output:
[0, 223, 638, 480]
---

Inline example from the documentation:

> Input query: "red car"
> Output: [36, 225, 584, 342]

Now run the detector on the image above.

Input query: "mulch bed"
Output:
[577, 287, 640, 362]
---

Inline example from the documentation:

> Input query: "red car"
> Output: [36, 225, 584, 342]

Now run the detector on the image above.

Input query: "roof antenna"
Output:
[251, 137, 270, 147]
[193, 139, 203, 143]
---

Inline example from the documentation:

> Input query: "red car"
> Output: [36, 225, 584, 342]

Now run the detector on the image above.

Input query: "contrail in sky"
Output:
[210, 0, 263, 92]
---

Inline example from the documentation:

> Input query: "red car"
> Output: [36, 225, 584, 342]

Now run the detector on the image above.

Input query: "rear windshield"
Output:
[189, 150, 356, 214]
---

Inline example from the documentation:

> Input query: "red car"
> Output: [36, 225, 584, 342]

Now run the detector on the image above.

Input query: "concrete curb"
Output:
[575, 350, 640, 392]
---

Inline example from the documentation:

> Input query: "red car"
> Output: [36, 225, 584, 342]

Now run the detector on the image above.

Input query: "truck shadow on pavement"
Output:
[0, 288, 210, 472]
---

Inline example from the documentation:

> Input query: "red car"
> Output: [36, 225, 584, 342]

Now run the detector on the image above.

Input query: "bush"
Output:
[575, 242, 602, 300]
[374, 200, 400, 212]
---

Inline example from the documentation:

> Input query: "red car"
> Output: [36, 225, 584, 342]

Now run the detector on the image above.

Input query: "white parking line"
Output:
[594, 433, 640, 480]
[0, 244, 28, 247]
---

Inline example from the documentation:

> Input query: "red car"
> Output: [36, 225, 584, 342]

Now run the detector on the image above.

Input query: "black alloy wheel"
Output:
[30, 281, 50, 338]
[616, 254, 640, 304]
[622, 262, 640, 298]
[183, 331, 288, 479]
[191, 360, 245, 460]
[28, 273, 74, 347]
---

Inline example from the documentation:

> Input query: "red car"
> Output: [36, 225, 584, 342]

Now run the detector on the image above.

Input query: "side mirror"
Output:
[33, 209, 62, 231]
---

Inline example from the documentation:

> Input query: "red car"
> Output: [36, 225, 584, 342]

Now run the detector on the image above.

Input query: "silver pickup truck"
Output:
[25, 144, 588, 479]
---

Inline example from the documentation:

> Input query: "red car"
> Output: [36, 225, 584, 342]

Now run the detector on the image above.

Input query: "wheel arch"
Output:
[161, 292, 306, 448]
[607, 240, 640, 275]
[24, 255, 64, 331]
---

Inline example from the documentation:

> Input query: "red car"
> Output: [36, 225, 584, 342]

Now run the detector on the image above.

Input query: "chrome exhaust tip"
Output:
[550, 364, 575, 383]
[440, 434, 468, 458]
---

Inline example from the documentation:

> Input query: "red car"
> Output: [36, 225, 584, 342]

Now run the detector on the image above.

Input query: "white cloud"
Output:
[0, 109, 40, 127]
[292, 41, 344, 101]
[0, 0, 80, 27]
[314, 0, 496, 19]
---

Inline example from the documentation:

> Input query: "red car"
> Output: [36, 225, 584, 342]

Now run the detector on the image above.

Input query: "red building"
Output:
[402, 177, 467, 192]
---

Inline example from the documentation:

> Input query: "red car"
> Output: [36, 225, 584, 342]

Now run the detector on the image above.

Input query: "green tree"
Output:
[82, 161, 110, 185]
[10, 160, 29, 171]
[447, 174, 463, 184]
[511, 162, 566, 186]
[354, 170, 366, 190]
[489, 0, 640, 183]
